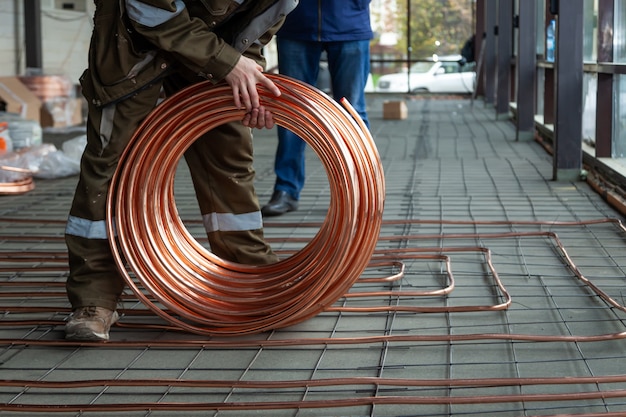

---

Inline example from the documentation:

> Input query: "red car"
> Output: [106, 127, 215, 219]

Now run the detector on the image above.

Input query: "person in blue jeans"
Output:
[261, 0, 372, 216]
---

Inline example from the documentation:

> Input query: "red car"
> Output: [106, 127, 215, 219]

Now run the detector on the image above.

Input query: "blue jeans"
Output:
[273, 37, 371, 200]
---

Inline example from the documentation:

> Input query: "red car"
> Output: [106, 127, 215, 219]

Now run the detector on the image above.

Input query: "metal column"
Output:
[496, 0, 513, 119]
[594, 0, 614, 158]
[553, 0, 584, 181]
[24, 0, 43, 72]
[516, 0, 536, 140]
[483, 0, 497, 106]
[475, 0, 486, 98]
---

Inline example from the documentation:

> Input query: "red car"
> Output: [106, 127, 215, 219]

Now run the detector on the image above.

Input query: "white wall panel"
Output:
[0, 1, 93, 85]
[40, 7, 93, 84]
[0, 1, 22, 76]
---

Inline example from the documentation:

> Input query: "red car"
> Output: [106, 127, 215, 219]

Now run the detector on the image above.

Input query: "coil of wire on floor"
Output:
[107, 74, 385, 336]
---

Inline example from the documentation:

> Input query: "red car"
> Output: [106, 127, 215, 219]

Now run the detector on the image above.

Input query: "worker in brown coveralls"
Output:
[64, 0, 298, 341]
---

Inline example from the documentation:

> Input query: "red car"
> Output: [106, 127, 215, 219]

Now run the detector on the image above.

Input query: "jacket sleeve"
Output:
[125, 0, 241, 82]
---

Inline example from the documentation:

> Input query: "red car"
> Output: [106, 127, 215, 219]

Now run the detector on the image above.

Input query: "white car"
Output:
[376, 55, 475, 94]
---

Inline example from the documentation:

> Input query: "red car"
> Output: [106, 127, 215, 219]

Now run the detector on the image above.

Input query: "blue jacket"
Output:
[277, 0, 372, 42]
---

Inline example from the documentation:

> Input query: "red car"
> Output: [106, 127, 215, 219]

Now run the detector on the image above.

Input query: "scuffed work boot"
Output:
[65, 306, 119, 341]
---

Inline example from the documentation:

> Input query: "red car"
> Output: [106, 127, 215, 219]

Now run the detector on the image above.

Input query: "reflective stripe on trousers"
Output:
[65, 73, 276, 311]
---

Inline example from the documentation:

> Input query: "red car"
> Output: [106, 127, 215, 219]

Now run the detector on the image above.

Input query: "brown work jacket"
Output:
[84, 0, 298, 107]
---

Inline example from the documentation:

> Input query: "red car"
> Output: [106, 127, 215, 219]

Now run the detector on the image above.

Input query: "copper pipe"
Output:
[0, 165, 34, 194]
[2, 389, 626, 413]
[356, 260, 405, 283]
[18, 75, 74, 101]
[106, 75, 385, 336]
[2, 221, 624, 318]
[5, 212, 626, 413]
[7, 373, 626, 389]
[4, 329, 626, 349]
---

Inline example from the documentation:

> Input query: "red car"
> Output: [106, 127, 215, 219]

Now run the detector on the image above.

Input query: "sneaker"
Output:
[65, 306, 119, 341]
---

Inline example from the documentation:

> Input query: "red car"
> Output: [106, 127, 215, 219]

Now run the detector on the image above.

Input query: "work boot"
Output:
[65, 306, 119, 341]
[261, 190, 298, 217]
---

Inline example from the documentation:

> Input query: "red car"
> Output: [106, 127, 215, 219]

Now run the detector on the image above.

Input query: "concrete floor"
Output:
[1, 94, 626, 416]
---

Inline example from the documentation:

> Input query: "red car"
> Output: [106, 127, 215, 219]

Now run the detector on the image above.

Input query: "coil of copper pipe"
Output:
[18, 75, 74, 101]
[107, 74, 385, 336]
[0, 165, 34, 194]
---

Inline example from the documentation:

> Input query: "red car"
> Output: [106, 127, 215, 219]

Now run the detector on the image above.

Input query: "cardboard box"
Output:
[383, 101, 408, 120]
[0, 77, 41, 124]
[40, 97, 84, 128]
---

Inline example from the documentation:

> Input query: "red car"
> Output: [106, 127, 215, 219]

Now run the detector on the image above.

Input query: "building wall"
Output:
[0, 1, 21, 76]
[0, 0, 94, 86]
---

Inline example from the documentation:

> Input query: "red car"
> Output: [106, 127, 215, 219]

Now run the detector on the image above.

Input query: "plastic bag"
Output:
[36, 135, 86, 179]
[0, 134, 86, 179]
[0, 112, 42, 150]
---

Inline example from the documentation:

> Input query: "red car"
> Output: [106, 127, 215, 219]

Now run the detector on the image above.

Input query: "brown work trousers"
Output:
[65, 73, 277, 311]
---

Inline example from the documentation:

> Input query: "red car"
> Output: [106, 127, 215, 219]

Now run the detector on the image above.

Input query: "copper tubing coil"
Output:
[0, 165, 34, 195]
[106, 74, 385, 336]
[18, 75, 74, 101]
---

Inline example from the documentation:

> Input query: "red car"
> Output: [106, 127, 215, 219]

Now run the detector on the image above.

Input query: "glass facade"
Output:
[614, 75, 626, 158]
[368, 0, 475, 94]
[613, 1, 626, 157]
[366, 0, 626, 165]
[582, 0, 597, 62]
[582, 73, 597, 144]
[615, 0, 626, 63]
[536, 0, 546, 56]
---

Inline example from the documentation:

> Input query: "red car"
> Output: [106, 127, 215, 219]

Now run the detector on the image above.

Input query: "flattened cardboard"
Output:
[0, 77, 41, 123]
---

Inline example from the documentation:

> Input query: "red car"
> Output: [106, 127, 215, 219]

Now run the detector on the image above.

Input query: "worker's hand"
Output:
[242, 106, 275, 129]
[224, 55, 281, 111]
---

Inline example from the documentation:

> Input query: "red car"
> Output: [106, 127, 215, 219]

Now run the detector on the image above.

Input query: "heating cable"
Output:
[106, 74, 386, 336]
